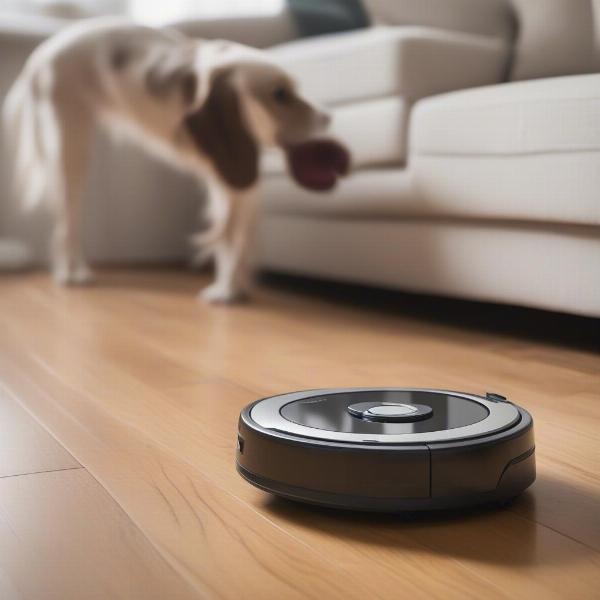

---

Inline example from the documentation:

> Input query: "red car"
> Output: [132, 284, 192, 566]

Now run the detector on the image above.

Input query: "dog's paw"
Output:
[199, 283, 248, 304]
[53, 264, 95, 286]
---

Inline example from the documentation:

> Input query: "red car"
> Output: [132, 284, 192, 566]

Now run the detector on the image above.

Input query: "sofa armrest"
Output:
[270, 25, 510, 105]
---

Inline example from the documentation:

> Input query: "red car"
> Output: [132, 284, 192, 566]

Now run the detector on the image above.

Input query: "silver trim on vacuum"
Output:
[250, 388, 520, 444]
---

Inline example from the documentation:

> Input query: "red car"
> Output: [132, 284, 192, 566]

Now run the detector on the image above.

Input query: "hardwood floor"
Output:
[0, 387, 79, 477]
[0, 390, 197, 599]
[0, 269, 598, 599]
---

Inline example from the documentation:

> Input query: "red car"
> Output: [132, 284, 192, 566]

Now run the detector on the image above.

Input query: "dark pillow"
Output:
[287, 0, 370, 37]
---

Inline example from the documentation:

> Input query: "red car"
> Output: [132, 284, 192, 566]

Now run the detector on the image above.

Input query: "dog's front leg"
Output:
[199, 184, 258, 304]
[189, 179, 228, 270]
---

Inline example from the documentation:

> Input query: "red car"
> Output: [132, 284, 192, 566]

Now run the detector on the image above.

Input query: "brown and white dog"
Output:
[3, 18, 350, 302]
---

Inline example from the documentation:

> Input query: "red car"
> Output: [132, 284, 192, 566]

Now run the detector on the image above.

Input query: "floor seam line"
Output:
[0, 466, 84, 480]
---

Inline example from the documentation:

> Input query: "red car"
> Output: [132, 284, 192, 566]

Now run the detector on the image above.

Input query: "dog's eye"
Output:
[272, 87, 291, 104]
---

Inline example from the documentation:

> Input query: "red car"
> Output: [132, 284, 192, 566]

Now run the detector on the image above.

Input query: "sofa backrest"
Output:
[364, 0, 600, 81]
[362, 0, 515, 40]
[509, 0, 600, 80]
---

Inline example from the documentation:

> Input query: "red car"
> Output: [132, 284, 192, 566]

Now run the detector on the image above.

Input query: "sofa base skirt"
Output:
[257, 215, 600, 317]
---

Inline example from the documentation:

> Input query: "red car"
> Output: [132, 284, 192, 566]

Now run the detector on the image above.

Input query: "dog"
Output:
[3, 18, 350, 302]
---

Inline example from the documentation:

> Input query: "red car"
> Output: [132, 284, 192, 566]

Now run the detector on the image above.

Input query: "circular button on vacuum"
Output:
[347, 401, 433, 422]
[367, 404, 417, 416]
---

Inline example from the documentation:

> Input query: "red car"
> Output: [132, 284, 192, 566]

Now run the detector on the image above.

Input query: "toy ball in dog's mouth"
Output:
[285, 139, 350, 191]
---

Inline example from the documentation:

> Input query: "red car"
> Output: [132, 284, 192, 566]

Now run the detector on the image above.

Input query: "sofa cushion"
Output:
[410, 74, 600, 225]
[262, 96, 408, 174]
[363, 0, 514, 40]
[510, 0, 600, 80]
[262, 149, 600, 225]
[329, 96, 408, 165]
[270, 26, 509, 105]
[261, 168, 416, 217]
[412, 74, 600, 157]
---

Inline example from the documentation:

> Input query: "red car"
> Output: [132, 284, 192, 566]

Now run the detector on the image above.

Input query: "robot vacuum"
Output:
[236, 388, 535, 511]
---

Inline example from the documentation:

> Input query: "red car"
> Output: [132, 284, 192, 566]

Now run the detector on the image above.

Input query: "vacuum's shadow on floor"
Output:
[259, 473, 598, 567]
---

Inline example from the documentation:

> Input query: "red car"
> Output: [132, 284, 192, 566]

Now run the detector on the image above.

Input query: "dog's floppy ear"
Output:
[184, 68, 258, 190]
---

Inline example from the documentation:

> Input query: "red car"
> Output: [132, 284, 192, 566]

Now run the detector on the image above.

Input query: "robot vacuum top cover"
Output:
[236, 388, 535, 511]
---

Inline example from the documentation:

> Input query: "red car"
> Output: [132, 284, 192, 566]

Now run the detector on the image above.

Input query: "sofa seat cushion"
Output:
[270, 25, 508, 106]
[410, 74, 600, 225]
[413, 74, 600, 155]
[261, 168, 415, 218]
[262, 96, 408, 174]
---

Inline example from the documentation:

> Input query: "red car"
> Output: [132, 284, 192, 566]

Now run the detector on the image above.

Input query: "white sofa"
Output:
[0, 1, 599, 317]
[259, 0, 600, 317]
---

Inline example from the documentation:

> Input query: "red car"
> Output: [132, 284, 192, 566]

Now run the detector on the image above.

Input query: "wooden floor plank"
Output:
[0, 270, 598, 600]
[0, 570, 24, 600]
[0, 468, 199, 600]
[0, 387, 80, 478]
